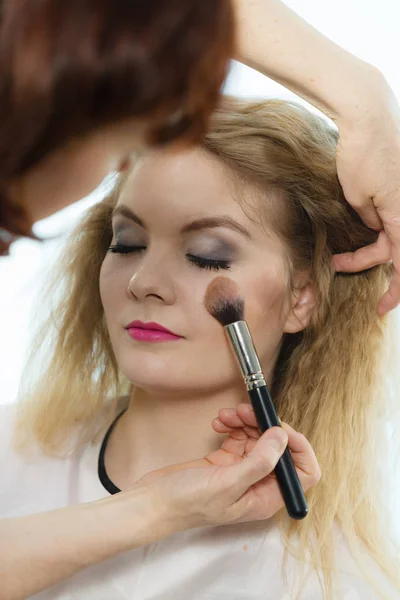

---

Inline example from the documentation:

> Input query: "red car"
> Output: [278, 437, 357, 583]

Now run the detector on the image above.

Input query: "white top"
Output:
[1, 403, 398, 600]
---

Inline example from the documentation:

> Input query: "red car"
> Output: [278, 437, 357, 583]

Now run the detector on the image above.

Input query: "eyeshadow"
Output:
[187, 236, 236, 260]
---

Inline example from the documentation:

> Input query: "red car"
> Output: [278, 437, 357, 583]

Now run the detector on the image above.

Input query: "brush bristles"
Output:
[208, 297, 245, 326]
[204, 276, 245, 326]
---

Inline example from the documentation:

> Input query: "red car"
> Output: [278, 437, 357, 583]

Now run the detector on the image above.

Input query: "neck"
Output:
[104, 385, 248, 490]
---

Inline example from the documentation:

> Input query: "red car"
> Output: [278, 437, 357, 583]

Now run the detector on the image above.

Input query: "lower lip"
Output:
[127, 327, 182, 342]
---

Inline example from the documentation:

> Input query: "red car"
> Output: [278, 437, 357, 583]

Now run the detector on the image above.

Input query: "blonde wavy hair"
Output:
[12, 98, 400, 599]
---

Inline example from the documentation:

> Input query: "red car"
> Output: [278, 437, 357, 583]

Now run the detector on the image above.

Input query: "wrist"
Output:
[103, 483, 178, 552]
[329, 62, 389, 126]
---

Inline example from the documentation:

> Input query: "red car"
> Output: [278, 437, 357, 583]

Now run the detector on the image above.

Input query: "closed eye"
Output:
[108, 244, 231, 271]
[108, 243, 146, 254]
[186, 254, 231, 271]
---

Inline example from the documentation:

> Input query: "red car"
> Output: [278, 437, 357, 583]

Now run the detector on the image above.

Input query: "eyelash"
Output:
[109, 243, 145, 255]
[108, 243, 231, 271]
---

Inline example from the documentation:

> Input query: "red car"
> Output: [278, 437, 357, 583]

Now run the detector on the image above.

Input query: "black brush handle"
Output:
[248, 385, 308, 520]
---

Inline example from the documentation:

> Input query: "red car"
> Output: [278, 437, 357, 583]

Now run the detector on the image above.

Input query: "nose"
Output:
[127, 250, 176, 305]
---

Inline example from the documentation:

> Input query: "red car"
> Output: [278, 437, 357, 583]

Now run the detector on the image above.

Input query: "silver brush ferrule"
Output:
[225, 321, 266, 390]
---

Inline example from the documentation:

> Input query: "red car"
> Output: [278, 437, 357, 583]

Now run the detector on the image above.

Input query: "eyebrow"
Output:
[112, 204, 252, 240]
[112, 205, 144, 228]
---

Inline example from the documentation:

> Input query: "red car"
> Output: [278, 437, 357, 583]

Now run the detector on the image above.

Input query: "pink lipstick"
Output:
[126, 321, 182, 343]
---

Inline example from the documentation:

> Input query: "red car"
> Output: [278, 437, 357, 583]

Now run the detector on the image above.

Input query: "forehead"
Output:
[117, 147, 254, 223]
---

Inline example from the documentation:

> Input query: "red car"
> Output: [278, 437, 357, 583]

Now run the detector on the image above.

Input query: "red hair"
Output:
[0, 0, 235, 251]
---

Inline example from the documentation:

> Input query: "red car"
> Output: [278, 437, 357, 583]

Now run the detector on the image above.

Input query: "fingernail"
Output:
[269, 431, 288, 452]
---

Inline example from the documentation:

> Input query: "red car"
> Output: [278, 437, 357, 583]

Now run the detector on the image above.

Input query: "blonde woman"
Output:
[2, 98, 399, 599]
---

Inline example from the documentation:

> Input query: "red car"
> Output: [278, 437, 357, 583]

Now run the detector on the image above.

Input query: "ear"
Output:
[283, 278, 316, 334]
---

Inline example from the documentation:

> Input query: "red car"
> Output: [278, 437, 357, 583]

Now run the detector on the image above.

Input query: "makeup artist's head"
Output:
[14, 97, 397, 598]
[0, 0, 234, 255]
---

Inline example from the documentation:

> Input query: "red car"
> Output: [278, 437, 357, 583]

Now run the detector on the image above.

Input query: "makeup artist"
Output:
[0, 0, 399, 597]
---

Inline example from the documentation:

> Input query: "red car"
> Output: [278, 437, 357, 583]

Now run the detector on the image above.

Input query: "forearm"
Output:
[234, 0, 386, 122]
[0, 486, 165, 600]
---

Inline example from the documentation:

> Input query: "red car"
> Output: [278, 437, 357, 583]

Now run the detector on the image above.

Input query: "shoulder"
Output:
[0, 402, 44, 462]
[0, 402, 80, 518]
[0, 403, 32, 514]
[0, 402, 46, 480]
[0, 401, 113, 517]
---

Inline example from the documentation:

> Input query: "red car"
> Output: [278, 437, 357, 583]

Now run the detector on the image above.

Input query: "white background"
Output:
[0, 1, 399, 535]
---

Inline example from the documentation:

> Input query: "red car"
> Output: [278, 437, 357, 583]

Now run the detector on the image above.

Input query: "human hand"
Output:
[133, 403, 321, 533]
[333, 76, 400, 316]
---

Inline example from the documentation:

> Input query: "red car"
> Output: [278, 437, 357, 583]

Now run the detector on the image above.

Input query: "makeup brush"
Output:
[204, 276, 308, 520]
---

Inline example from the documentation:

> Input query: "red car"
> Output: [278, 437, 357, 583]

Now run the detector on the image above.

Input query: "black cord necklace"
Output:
[97, 408, 127, 495]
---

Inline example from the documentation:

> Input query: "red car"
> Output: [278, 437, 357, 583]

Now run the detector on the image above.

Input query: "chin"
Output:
[112, 337, 242, 395]
[118, 357, 242, 399]
[116, 350, 190, 394]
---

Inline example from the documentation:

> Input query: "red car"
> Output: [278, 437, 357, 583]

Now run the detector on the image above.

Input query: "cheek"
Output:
[239, 260, 290, 359]
[245, 264, 288, 323]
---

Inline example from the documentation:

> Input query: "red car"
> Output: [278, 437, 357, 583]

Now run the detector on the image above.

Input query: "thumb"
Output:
[336, 165, 383, 230]
[352, 199, 383, 231]
[226, 427, 288, 495]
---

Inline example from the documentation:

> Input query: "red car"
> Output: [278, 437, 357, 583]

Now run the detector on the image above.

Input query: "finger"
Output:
[212, 417, 234, 432]
[216, 406, 261, 438]
[224, 427, 288, 494]
[259, 422, 321, 485]
[216, 408, 318, 474]
[219, 404, 289, 432]
[283, 424, 319, 464]
[281, 423, 321, 481]
[281, 421, 310, 451]
[216, 409, 308, 447]
[236, 405, 291, 436]
[378, 278, 400, 315]
[212, 418, 260, 441]
[333, 230, 391, 273]
[222, 433, 258, 457]
[217, 407, 247, 428]
[212, 417, 249, 436]
[338, 175, 383, 231]
[351, 199, 383, 231]
[236, 403, 259, 428]
[378, 256, 400, 316]
[375, 219, 400, 314]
